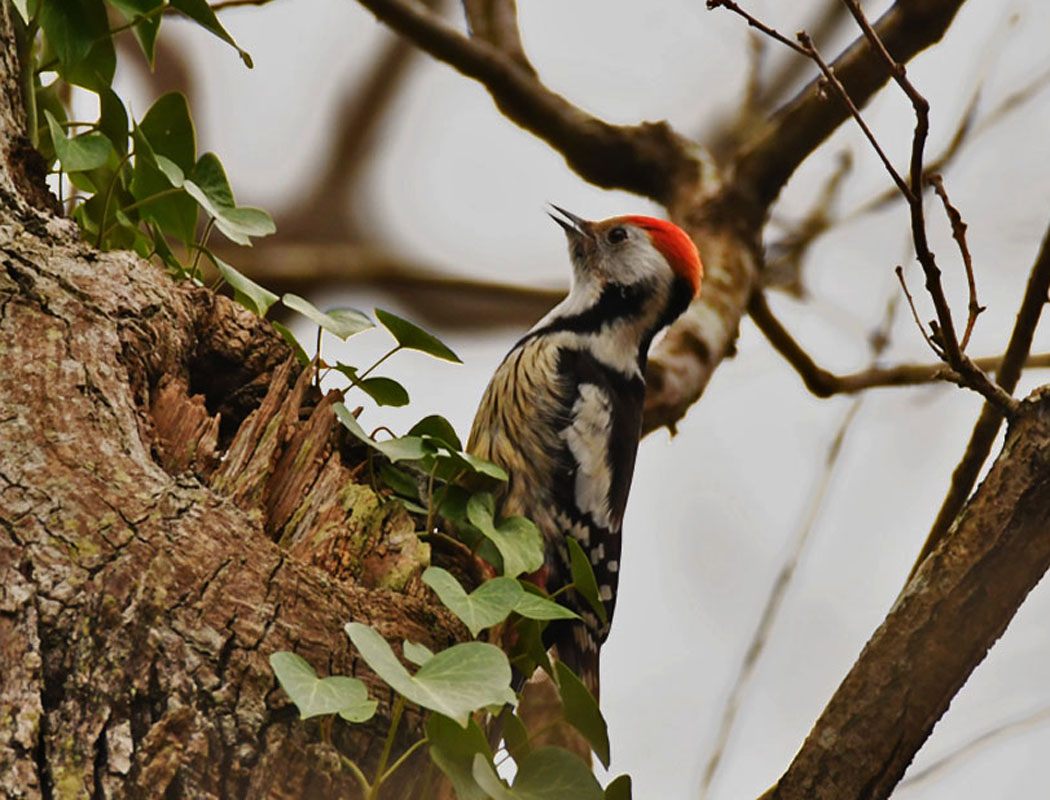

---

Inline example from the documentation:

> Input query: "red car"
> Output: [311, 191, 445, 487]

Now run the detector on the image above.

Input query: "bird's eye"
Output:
[607, 226, 628, 244]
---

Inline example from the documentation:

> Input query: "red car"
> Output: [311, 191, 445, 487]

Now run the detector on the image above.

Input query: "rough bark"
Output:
[762, 390, 1050, 799]
[0, 8, 466, 797]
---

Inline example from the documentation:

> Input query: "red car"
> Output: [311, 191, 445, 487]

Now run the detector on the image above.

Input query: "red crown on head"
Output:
[621, 215, 703, 298]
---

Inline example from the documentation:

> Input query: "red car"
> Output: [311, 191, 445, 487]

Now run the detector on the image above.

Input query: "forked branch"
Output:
[749, 291, 1050, 398]
[353, 0, 700, 203]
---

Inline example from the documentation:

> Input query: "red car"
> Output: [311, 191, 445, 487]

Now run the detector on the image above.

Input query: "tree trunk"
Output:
[0, 7, 464, 798]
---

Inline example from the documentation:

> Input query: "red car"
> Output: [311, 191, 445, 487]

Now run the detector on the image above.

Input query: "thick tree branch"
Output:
[732, 0, 968, 210]
[352, 0, 701, 204]
[761, 388, 1050, 800]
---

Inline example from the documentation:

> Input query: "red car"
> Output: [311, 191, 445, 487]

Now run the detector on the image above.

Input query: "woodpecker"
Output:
[467, 206, 702, 698]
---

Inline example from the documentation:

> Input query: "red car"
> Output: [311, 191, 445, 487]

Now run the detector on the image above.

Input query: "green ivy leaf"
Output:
[129, 157, 197, 245]
[604, 775, 633, 800]
[375, 436, 431, 463]
[139, 93, 196, 172]
[513, 588, 579, 623]
[471, 748, 604, 800]
[453, 452, 508, 482]
[269, 652, 377, 722]
[356, 377, 410, 408]
[45, 111, 112, 173]
[467, 494, 544, 578]
[426, 715, 493, 800]
[283, 295, 374, 341]
[38, 0, 115, 90]
[153, 154, 185, 187]
[106, 0, 165, 64]
[170, 0, 254, 67]
[183, 153, 275, 245]
[402, 640, 434, 667]
[377, 463, 421, 504]
[554, 662, 610, 768]
[345, 622, 516, 727]
[213, 256, 278, 317]
[333, 402, 433, 464]
[408, 414, 463, 451]
[423, 568, 522, 638]
[376, 308, 461, 363]
[145, 223, 184, 275]
[566, 537, 608, 625]
[500, 708, 531, 764]
[98, 88, 130, 155]
[271, 321, 310, 367]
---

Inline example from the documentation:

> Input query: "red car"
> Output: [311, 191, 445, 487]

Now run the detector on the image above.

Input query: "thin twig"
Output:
[210, 0, 278, 10]
[730, 0, 970, 209]
[795, 2, 1015, 412]
[895, 266, 941, 357]
[897, 705, 1050, 793]
[705, 1, 809, 57]
[795, 30, 910, 199]
[749, 291, 1050, 398]
[929, 174, 984, 349]
[910, 219, 1050, 578]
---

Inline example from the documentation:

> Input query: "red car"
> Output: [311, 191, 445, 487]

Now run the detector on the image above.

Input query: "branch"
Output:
[898, 704, 1050, 792]
[761, 388, 1050, 800]
[351, 0, 700, 203]
[281, 1, 446, 239]
[910, 219, 1050, 577]
[461, 0, 533, 72]
[749, 291, 1050, 397]
[732, 0, 969, 209]
[213, 239, 562, 328]
[769, 1, 1014, 411]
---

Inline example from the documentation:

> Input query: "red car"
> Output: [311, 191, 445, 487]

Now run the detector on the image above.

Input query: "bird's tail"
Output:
[552, 621, 601, 702]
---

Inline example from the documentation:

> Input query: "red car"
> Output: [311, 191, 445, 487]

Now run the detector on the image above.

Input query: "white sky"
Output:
[142, 1, 1050, 796]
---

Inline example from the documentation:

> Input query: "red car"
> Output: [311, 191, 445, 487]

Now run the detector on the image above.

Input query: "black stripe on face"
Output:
[519, 280, 651, 346]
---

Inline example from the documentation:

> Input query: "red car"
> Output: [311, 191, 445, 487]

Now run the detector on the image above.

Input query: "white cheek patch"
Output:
[560, 383, 613, 530]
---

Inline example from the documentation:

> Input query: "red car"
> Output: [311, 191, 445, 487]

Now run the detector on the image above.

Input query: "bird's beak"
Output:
[547, 204, 594, 240]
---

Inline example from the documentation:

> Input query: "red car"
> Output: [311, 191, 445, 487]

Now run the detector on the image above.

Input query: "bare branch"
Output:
[213, 239, 562, 328]
[898, 704, 1050, 793]
[461, 0, 533, 72]
[895, 265, 943, 358]
[353, 0, 700, 202]
[762, 1, 1014, 411]
[706, 1, 809, 57]
[929, 174, 984, 349]
[910, 219, 1050, 578]
[794, 30, 910, 198]
[210, 0, 278, 10]
[749, 291, 1050, 397]
[732, 0, 969, 209]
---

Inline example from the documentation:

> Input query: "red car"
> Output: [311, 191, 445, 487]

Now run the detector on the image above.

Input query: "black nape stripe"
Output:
[515, 281, 651, 349]
[638, 274, 695, 370]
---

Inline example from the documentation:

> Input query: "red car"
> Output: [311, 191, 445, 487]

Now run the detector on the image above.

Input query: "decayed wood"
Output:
[0, 218, 467, 797]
